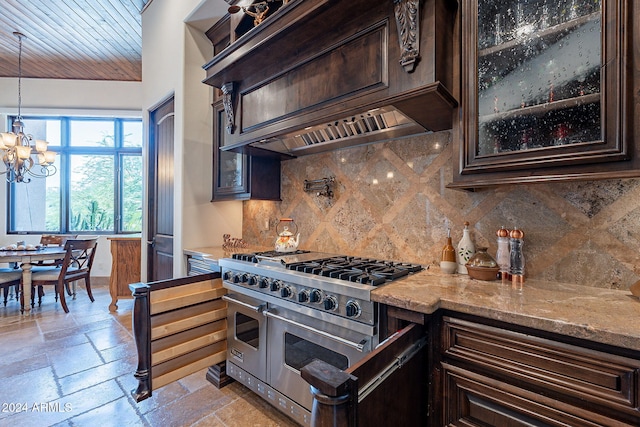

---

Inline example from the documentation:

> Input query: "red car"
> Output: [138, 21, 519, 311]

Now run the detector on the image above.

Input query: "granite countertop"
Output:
[184, 247, 232, 263]
[184, 245, 269, 265]
[372, 268, 640, 352]
[184, 247, 640, 352]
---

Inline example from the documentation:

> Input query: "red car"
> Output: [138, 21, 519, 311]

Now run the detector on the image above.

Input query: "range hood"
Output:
[253, 106, 424, 156]
[203, 0, 458, 158]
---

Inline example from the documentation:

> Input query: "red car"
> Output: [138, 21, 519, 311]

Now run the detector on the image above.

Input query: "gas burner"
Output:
[287, 256, 423, 286]
[219, 252, 425, 332]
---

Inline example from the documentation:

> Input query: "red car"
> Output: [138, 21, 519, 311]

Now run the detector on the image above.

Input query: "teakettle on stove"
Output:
[275, 218, 300, 252]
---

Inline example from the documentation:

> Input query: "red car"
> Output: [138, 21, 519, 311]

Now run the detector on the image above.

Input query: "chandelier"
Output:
[0, 32, 56, 184]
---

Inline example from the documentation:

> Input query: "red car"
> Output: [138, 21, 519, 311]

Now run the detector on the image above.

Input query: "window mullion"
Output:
[61, 117, 70, 234]
[115, 119, 122, 233]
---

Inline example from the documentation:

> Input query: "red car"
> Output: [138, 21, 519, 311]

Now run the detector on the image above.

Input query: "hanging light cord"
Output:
[15, 31, 24, 121]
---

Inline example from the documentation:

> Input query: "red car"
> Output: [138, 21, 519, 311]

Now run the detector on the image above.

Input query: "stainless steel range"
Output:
[219, 250, 423, 426]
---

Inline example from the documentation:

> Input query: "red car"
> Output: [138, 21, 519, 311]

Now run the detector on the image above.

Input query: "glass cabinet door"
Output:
[213, 101, 249, 200]
[461, 0, 626, 174]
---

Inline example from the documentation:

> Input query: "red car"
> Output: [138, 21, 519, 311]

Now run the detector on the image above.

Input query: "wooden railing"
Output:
[129, 273, 228, 402]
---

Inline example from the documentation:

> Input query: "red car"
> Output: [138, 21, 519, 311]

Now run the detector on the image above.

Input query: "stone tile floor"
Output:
[0, 285, 298, 427]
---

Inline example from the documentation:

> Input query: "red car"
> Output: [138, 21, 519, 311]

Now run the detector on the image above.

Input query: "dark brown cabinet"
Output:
[449, 0, 640, 189]
[202, 0, 457, 158]
[441, 315, 640, 426]
[207, 16, 280, 202]
[212, 101, 280, 201]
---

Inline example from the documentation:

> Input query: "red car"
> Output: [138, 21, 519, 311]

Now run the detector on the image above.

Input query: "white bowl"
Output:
[440, 261, 457, 274]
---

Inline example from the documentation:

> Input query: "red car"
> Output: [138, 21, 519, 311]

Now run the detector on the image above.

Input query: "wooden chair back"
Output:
[30, 238, 98, 313]
[40, 235, 77, 247]
[61, 238, 98, 278]
[37, 235, 77, 267]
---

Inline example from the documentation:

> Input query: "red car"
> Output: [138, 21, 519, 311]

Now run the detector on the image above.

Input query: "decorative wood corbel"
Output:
[221, 82, 236, 134]
[393, 0, 420, 73]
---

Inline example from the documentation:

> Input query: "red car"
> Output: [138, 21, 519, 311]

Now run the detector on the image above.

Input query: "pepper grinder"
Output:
[457, 221, 475, 274]
[440, 228, 457, 274]
[509, 228, 525, 288]
[495, 226, 510, 281]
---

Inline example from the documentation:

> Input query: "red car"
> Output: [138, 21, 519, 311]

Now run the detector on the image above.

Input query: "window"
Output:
[8, 116, 143, 234]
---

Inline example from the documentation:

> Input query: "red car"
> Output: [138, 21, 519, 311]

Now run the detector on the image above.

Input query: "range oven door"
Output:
[264, 305, 373, 411]
[223, 293, 267, 382]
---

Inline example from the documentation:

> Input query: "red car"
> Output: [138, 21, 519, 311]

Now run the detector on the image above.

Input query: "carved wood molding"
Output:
[221, 82, 236, 134]
[393, 0, 420, 73]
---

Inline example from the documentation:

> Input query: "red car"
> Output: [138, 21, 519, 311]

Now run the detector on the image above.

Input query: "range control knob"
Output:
[223, 271, 233, 281]
[270, 280, 282, 292]
[247, 275, 258, 286]
[259, 278, 270, 289]
[233, 273, 247, 283]
[324, 296, 338, 311]
[310, 289, 323, 303]
[345, 300, 361, 318]
[298, 290, 310, 303]
[280, 286, 293, 298]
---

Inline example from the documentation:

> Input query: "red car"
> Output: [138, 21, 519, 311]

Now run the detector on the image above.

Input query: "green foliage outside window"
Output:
[122, 156, 143, 232]
[8, 117, 142, 234]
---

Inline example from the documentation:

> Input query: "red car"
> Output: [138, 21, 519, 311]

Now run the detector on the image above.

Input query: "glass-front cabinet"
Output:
[212, 101, 249, 200]
[208, 14, 281, 202]
[450, 0, 632, 188]
[212, 101, 281, 201]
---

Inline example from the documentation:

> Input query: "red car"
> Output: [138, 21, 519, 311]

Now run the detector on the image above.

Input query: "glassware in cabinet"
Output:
[450, 0, 631, 188]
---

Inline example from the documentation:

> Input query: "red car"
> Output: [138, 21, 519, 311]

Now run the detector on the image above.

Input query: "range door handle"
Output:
[222, 294, 266, 313]
[262, 308, 367, 352]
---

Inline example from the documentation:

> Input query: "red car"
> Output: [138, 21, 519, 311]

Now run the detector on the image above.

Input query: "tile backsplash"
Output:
[243, 131, 640, 290]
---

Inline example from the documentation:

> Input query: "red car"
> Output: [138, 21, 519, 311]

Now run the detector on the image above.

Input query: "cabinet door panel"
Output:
[450, 0, 634, 189]
[213, 102, 249, 200]
[443, 317, 640, 413]
[466, 0, 624, 170]
[442, 363, 630, 427]
[212, 101, 281, 201]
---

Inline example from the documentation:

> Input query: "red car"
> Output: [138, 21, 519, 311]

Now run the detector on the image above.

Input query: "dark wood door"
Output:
[147, 96, 174, 281]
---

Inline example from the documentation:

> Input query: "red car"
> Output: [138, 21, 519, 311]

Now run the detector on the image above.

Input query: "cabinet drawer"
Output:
[186, 257, 218, 276]
[443, 316, 640, 417]
[442, 363, 636, 427]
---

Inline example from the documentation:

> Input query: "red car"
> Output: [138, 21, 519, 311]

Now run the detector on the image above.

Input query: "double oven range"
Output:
[219, 250, 423, 425]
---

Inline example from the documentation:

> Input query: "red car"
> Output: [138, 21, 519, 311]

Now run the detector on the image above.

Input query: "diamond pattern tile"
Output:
[244, 131, 640, 290]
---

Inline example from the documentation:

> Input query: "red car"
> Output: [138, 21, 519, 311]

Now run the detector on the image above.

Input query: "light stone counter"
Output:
[183, 246, 270, 267]
[183, 247, 232, 266]
[372, 268, 640, 352]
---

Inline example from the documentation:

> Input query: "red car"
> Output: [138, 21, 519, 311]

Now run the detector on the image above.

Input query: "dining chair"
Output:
[30, 238, 98, 313]
[31, 234, 79, 301]
[36, 234, 77, 267]
[0, 268, 22, 306]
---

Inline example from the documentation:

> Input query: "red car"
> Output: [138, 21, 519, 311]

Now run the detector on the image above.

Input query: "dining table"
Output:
[0, 246, 67, 313]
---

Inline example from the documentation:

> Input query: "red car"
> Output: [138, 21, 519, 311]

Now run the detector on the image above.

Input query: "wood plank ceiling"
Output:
[0, 0, 148, 81]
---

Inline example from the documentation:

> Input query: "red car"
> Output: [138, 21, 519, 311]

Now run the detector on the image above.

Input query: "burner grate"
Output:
[286, 256, 422, 286]
[232, 250, 311, 263]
